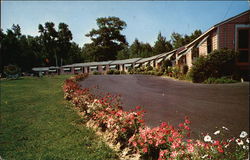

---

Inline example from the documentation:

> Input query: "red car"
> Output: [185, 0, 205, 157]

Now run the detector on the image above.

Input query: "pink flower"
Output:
[170, 151, 178, 158]
[187, 143, 194, 153]
[132, 141, 137, 147]
[142, 147, 148, 153]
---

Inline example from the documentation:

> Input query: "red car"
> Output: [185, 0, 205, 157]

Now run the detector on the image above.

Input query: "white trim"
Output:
[63, 68, 71, 71]
[156, 58, 163, 63]
[74, 67, 81, 70]
[124, 64, 132, 67]
[134, 64, 140, 68]
[235, 24, 250, 50]
[109, 65, 116, 69]
[49, 69, 57, 72]
[102, 66, 106, 69]
[165, 52, 174, 60]
[196, 36, 209, 48]
[90, 66, 97, 69]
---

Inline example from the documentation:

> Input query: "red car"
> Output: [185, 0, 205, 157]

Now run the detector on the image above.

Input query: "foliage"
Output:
[1, 23, 82, 73]
[0, 75, 117, 159]
[85, 16, 128, 61]
[3, 64, 21, 79]
[153, 32, 172, 55]
[116, 45, 130, 60]
[93, 71, 102, 75]
[129, 39, 153, 58]
[107, 70, 115, 74]
[114, 70, 121, 75]
[171, 30, 202, 49]
[146, 65, 153, 71]
[162, 59, 172, 71]
[189, 49, 239, 83]
[182, 64, 189, 75]
[204, 77, 238, 84]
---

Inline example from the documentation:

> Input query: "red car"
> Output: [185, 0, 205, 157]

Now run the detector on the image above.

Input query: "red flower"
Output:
[185, 119, 191, 124]
[121, 128, 127, 132]
[217, 146, 224, 153]
[136, 106, 141, 110]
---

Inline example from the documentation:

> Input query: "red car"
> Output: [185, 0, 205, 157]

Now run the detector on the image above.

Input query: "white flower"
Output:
[214, 130, 220, 135]
[236, 138, 244, 146]
[222, 126, 229, 130]
[246, 138, 249, 143]
[204, 135, 212, 142]
[225, 144, 229, 148]
[201, 154, 208, 159]
[240, 131, 248, 138]
[243, 145, 249, 150]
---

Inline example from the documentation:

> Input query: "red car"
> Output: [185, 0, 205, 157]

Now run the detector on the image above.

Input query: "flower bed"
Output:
[63, 74, 249, 160]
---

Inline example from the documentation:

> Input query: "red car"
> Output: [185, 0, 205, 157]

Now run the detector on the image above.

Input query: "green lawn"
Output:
[0, 75, 117, 160]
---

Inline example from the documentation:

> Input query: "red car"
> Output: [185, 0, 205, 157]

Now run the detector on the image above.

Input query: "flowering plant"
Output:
[63, 74, 249, 160]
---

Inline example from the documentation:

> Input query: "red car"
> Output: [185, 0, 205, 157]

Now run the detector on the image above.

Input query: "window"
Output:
[192, 47, 199, 61]
[207, 36, 212, 54]
[238, 29, 249, 63]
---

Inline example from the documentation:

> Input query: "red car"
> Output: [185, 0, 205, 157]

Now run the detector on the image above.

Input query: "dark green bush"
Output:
[204, 77, 238, 84]
[107, 70, 115, 74]
[120, 71, 126, 74]
[162, 59, 172, 70]
[3, 64, 21, 79]
[93, 71, 101, 75]
[155, 71, 163, 76]
[146, 66, 153, 71]
[114, 70, 121, 75]
[189, 49, 238, 83]
[182, 65, 189, 75]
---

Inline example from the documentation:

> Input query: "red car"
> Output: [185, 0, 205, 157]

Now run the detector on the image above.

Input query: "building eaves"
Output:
[136, 54, 162, 64]
[110, 58, 141, 65]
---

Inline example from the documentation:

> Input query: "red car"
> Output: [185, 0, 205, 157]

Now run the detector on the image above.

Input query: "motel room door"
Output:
[237, 26, 250, 66]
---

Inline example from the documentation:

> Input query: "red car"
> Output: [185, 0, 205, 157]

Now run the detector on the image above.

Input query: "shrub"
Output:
[107, 70, 115, 74]
[162, 59, 172, 70]
[146, 65, 153, 71]
[204, 77, 238, 84]
[3, 64, 21, 79]
[189, 49, 238, 83]
[120, 71, 126, 74]
[182, 65, 189, 75]
[155, 71, 163, 76]
[114, 70, 121, 75]
[93, 71, 101, 75]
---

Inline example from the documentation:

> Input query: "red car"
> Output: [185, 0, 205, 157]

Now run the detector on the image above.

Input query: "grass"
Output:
[0, 75, 117, 160]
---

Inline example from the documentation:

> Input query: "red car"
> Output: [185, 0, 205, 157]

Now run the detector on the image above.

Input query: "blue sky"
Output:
[1, 1, 249, 47]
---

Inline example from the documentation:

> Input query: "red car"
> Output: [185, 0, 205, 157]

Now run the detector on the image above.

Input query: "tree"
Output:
[153, 32, 172, 55]
[38, 22, 58, 66]
[57, 23, 73, 65]
[129, 38, 141, 58]
[117, 45, 130, 60]
[85, 16, 128, 61]
[140, 42, 153, 58]
[171, 30, 202, 49]
[171, 32, 184, 49]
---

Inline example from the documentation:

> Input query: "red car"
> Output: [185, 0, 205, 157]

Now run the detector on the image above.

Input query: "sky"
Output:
[1, 1, 249, 47]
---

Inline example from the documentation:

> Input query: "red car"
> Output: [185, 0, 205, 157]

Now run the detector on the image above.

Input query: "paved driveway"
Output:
[79, 75, 249, 138]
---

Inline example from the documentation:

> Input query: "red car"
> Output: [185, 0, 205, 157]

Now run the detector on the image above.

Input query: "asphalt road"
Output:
[79, 75, 249, 138]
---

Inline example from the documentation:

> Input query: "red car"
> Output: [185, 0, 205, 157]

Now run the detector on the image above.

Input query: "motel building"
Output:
[32, 10, 249, 78]
[176, 10, 250, 77]
[109, 58, 141, 72]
